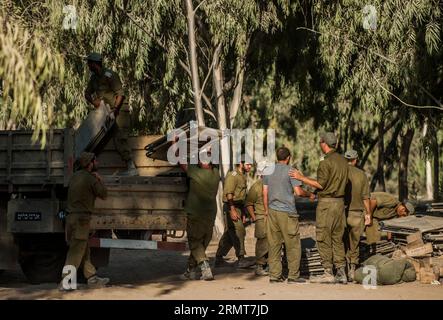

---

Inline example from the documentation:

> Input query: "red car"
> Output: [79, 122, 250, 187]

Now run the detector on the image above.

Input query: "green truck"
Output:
[0, 124, 188, 284]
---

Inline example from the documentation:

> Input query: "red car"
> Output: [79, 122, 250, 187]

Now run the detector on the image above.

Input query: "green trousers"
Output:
[63, 213, 96, 279]
[255, 217, 268, 266]
[267, 209, 301, 280]
[365, 217, 381, 244]
[110, 109, 132, 162]
[186, 215, 215, 268]
[216, 207, 246, 258]
[345, 210, 364, 265]
[316, 199, 346, 270]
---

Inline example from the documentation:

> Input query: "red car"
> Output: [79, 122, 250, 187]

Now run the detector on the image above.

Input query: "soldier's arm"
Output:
[294, 185, 314, 198]
[364, 199, 371, 225]
[224, 175, 240, 221]
[245, 188, 257, 221]
[92, 178, 107, 200]
[85, 80, 100, 108]
[362, 174, 371, 225]
[289, 170, 323, 190]
[263, 185, 269, 216]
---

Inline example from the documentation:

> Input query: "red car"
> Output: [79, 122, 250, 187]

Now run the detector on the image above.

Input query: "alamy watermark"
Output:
[166, 121, 276, 174]
[63, 5, 78, 30]
[362, 265, 378, 289]
[62, 265, 77, 290]
[362, 5, 377, 31]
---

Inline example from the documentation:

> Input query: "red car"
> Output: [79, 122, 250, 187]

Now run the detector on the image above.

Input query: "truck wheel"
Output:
[16, 234, 67, 284]
[19, 250, 67, 284]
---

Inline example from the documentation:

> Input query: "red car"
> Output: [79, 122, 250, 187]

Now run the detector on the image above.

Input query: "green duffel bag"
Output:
[355, 255, 416, 285]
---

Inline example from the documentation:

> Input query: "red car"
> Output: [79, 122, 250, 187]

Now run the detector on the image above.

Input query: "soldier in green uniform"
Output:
[245, 163, 268, 276]
[178, 154, 220, 281]
[343, 150, 371, 281]
[365, 192, 415, 244]
[215, 159, 253, 269]
[60, 152, 109, 290]
[84, 52, 137, 176]
[290, 132, 349, 284]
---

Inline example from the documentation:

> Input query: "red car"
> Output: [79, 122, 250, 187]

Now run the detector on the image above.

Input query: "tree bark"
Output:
[398, 128, 414, 201]
[185, 0, 205, 126]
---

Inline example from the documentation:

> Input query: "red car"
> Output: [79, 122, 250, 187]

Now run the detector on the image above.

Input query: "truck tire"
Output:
[16, 233, 67, 284]
[19, 250, 66, 284]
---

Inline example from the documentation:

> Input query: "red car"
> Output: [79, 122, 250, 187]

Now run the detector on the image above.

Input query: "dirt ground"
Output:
[0, 222, 442, 300]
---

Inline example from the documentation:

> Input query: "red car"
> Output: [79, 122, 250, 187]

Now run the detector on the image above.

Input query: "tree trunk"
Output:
[398, 128, 414, 201]
[370, 121, 386, 191]
[229, 45, 248, 128]
[185, 0, 205, 126]
[433, 130, 440, 201]
[423, 122, 433, 200]
[212, 44, 229, 238]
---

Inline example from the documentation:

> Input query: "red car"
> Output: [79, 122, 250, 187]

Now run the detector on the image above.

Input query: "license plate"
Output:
[15, 212, 42, 221]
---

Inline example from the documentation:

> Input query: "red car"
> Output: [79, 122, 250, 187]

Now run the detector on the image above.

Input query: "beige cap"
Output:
[79, 152, 96, 168]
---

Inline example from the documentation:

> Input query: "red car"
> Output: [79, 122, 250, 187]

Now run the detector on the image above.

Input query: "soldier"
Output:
[179, 154, 220, 281]
[245, 163, 268, 276]
[289, 132, 349, 284]
[60, 152, 109, 290]
[214, 158, 253, 269]
[343, 150, 371, 281]
[84, 52, 137, 176]
[264, 147, 314, 283]
[365, 192, 415, 244]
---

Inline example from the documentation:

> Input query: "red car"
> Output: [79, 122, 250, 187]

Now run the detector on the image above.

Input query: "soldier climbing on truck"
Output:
[84, 52, 138, 176]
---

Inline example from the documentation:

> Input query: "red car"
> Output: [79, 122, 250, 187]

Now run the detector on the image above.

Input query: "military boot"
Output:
[120, 160, 138, 176]
[335, 267, 348, 284]
[87, 275, 110, 288]
[199, 260, 214, 281]
[214, 256, 230, 268]
[309, 268, 335, 284]
[348, 264, 356, 282]
[181, 266, 198, 280]
[237, 256, 253, 269]
[255, 264, 269, 276]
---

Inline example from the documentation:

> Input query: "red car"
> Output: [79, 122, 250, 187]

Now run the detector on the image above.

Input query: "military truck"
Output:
[0, 123, 190, 284]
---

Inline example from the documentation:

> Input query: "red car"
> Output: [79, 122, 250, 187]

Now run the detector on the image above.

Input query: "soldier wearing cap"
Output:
[177, 149, 221, 281]
[60, 152, 109, 290]
[215, 156, 253, 269]
[84, 52, 137, 176]
[343, 149, 371, 281]
[289, 132, 349, 284]
[365, 192, 415, 244]
[245, 162, 269, 276]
